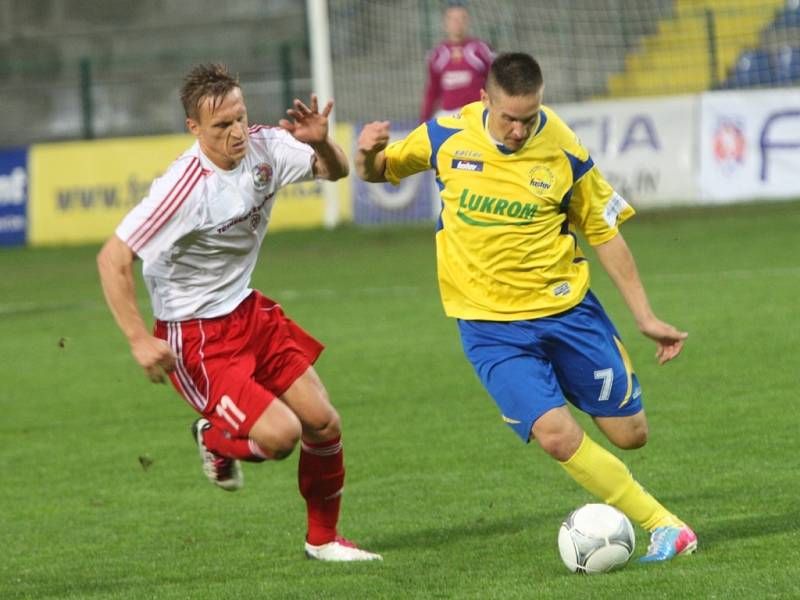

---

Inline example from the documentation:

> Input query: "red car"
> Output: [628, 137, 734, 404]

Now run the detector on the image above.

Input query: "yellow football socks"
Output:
[559, 432, 683, 531]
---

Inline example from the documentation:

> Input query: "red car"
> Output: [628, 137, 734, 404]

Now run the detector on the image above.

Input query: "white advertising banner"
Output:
[699, 88, 800, 202]
[553, 96, 698, 208]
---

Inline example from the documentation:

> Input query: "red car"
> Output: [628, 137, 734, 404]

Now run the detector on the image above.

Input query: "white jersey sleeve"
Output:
[115, 155, 205, 262]
[248, 126, 315, 189]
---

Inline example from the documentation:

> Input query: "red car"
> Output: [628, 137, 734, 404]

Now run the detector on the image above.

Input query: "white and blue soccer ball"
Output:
[558, 503, 635, 574]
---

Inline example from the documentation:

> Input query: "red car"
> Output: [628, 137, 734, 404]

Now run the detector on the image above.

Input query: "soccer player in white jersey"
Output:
[97, 64, 380, 562]
[357, 53, 697, 563]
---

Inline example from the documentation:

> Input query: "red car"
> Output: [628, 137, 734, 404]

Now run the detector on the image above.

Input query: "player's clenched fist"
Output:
[357, 121, 391, 154]
[131, 335, 176, 383]
[355, 122, 391, 183]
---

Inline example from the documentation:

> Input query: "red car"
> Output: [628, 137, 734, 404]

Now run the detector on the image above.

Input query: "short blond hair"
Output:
[179, 63, 240, 121]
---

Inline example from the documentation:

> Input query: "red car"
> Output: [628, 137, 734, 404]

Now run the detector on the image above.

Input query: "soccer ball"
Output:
[558, 503, 635, 574]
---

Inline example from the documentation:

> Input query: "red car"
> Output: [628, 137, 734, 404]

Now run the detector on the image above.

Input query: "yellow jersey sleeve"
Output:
[540, 106, 635, 246]
[384, 123, 434, 185]
[568, 166, 636, 246]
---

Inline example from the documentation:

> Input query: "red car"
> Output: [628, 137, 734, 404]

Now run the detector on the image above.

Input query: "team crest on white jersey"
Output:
[252, 163, 273, 191]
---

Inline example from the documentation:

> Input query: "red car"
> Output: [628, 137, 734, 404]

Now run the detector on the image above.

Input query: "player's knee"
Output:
[249, 406, 302, 460]
[535, 430, 583, 462]
[319, 410, 342, 439]
[628, 424, 649, 449]
[304, 408, 341, 442]
[265, 425, 302, 460]
[270, 440, 298, 460]
[531, 410, 584, 461]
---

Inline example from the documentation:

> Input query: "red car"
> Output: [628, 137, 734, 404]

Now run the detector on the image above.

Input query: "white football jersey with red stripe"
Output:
[116, 126, 314, 321]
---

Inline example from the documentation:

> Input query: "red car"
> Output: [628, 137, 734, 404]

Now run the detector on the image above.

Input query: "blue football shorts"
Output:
[457, 290, 643, 442]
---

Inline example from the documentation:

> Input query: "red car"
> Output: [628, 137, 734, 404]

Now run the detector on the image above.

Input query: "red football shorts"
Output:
[154, 291, 324, 437]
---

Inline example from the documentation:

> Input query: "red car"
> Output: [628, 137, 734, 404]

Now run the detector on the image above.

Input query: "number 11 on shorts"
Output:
[216, 395, 246, 430]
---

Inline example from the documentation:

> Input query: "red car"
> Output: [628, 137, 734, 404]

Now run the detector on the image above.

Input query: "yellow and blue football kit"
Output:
[384, 101, 641, 440]
[383, 100, 690, 542]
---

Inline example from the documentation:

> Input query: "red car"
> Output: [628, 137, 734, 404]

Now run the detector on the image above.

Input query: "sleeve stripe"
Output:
[425, 120, 462, 172]
[464, 43, 488, 71]
[131, 166, 203, 253]
[432, 45, 450, 72]
[125, 157, 199, 247]
[563, 150, 595, 183]
[127, 159, 202, 252]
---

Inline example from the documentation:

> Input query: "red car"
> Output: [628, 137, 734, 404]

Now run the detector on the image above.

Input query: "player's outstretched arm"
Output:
[594, 232, 688, 365]
[97, 235, 176, 383]
[355, 121, 391, 183]
[279, 95, 348, 181]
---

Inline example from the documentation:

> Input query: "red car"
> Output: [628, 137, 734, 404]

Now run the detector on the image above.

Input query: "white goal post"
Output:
[306, 0, 340, 228]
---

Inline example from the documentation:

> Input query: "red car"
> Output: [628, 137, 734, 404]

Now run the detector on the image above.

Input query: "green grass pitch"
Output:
[1, 200, 798, 599]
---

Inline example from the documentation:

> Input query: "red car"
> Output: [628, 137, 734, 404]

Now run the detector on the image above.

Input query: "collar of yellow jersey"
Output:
[482, 108, 547, 155]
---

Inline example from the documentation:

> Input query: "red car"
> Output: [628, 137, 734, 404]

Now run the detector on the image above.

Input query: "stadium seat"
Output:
[772, 6, 800, 28]
[725, 49, 775, 87]
[774, 45, 800, 83]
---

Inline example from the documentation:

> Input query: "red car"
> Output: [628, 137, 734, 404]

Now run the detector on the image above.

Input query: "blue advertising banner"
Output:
[0, 147, 28, 246]
[352, 122, 439, 225]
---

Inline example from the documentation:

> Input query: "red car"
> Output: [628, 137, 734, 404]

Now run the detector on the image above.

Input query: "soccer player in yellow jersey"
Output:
[356, 52, 697, 563]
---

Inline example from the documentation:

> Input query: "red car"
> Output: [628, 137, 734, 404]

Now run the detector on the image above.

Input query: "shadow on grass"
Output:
[697, 511, 800, 550]
[372, 509, 565, 551]
[372, 504, 800, 556]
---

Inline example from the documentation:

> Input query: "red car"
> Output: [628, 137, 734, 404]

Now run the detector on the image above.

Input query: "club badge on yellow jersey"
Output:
[384, 101, 635, 321]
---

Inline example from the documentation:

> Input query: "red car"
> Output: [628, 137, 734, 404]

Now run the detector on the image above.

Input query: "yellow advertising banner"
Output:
[29, 124, 353, 246]
[29, 134, 193, 246]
